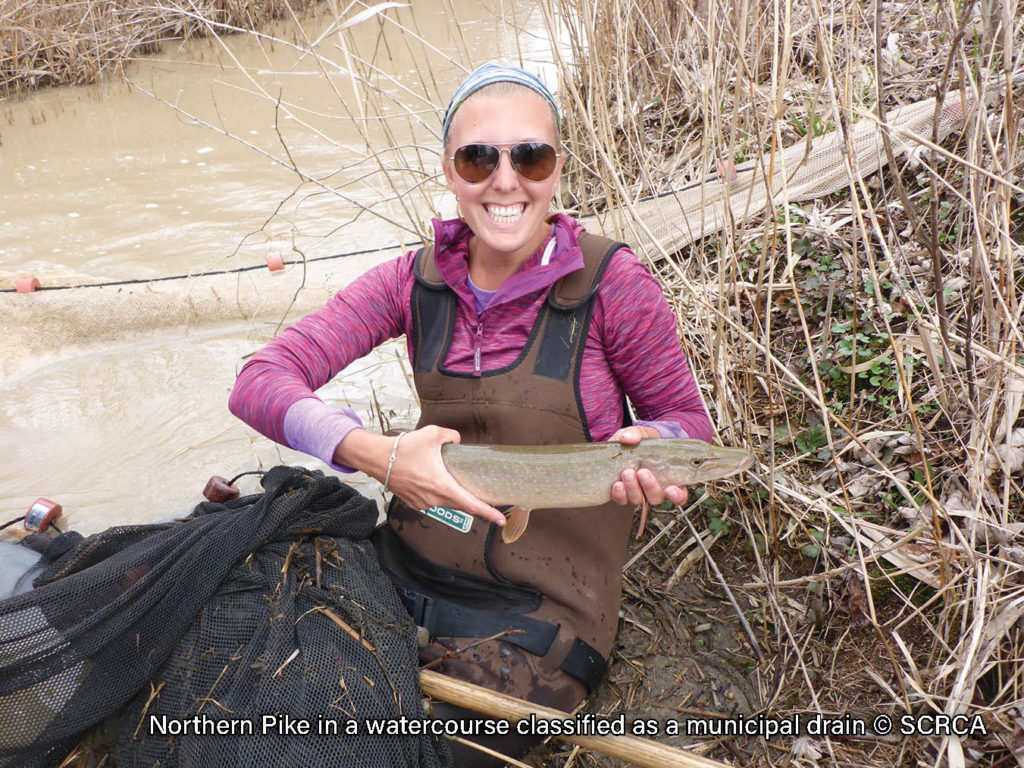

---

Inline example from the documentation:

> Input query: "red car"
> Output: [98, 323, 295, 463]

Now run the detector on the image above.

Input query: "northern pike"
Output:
[441, 438, 753, 543]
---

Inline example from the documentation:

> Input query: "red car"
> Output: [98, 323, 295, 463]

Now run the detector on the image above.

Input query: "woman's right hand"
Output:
[334, 426, 506, 526]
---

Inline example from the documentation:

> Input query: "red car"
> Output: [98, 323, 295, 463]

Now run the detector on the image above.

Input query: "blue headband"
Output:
[441, 62, 560, 145]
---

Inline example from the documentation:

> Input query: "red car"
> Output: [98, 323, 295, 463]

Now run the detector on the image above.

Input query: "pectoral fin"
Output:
[502, 506, 532, 544]
[636, 499, 649, 539]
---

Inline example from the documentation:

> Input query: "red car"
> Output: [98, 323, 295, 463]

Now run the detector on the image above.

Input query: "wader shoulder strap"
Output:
[411, 246, 456, 373]
[413, 244, 444, 287]
[533, 231, 627, 382]
[412, 235, 630, 383]
[548, 231, 627, 309]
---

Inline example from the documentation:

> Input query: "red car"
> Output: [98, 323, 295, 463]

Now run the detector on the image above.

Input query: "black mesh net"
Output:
[0, 466, 452, 768]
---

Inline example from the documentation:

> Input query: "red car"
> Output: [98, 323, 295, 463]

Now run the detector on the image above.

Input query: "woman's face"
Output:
[443, 89, 564, 264]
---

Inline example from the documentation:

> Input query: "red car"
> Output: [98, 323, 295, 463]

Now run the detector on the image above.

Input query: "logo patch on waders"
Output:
[422, 505, 473, 533]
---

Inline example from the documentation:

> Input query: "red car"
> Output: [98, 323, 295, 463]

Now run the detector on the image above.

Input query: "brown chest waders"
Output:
[374, 232, 634, 765]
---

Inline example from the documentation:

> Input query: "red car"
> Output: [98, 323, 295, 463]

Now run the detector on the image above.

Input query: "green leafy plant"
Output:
[800, 528, 826, 558]
[795, 425, 828, 456]
[709, 515, 731, 535]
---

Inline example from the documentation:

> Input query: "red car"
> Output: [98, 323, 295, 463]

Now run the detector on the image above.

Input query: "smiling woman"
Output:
[228, 61, 713, 766]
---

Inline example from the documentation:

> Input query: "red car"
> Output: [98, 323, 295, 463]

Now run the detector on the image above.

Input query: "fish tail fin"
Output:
[501, 506, 531, 543]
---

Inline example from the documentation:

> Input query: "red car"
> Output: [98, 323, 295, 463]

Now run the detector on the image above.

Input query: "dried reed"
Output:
[0, 0, 320, 96]
[542, 0, 1024, 765]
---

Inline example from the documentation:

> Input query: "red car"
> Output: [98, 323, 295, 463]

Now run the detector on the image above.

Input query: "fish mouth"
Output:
[702, 451, 754, 479]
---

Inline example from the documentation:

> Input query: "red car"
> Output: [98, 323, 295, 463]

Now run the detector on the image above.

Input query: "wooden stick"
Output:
[318, 607, 375, 653]
[419, 670, 732, 768]
[680, 515, 764, 663]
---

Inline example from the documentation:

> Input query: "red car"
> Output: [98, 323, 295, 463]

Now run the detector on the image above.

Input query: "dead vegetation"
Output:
[540, 0, 1024, 765]
[0, 0, 320, 96]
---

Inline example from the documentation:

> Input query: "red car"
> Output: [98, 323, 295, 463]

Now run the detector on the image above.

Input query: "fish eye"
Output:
[692, 458, 704, 466]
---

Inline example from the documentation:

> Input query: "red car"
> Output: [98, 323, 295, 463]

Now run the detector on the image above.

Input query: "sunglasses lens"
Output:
[510, 142, 557, 181]
[453, 143, 559, 183]
[453, 144, 500, 183]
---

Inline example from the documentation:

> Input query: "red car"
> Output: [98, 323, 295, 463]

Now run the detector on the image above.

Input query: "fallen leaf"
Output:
[836, 574, 871, 625]
[791, 735, 823, 766]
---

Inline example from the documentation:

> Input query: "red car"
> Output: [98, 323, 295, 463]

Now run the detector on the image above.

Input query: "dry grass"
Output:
[541, 0, 1024, 765]
[0, 0, 320, 96]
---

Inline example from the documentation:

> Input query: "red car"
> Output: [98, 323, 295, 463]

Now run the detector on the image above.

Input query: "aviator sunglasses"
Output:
[449, 142, 562, 183]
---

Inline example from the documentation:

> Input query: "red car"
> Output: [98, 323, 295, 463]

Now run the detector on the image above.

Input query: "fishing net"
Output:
[0, 88, 982, 377]
[0, 245, 406, 378]
[0, 466, 451, 768]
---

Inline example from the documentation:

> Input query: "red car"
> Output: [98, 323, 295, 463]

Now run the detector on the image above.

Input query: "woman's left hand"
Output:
[608, 426, 689, 508]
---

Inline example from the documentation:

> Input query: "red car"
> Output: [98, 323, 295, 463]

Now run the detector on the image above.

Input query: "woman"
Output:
[229, 62, 712, 765]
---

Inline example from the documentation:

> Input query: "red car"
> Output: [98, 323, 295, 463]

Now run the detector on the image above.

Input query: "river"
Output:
[0, 0, 561, 536]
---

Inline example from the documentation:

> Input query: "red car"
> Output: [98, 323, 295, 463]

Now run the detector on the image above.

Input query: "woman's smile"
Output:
[485, 203, 526, 224]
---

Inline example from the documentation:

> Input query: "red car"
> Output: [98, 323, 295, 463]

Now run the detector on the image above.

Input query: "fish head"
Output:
[644, 442, 754, 485]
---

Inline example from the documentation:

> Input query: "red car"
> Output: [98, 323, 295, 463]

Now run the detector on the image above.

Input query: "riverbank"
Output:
[550, 1, 1023, 765]
[0, 0, 321, 97]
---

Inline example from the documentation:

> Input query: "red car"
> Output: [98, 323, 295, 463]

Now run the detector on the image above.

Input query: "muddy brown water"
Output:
[0, 1, 560, 536]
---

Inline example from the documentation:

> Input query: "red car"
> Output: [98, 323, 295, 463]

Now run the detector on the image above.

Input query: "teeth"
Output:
[486, 204, 525, 223]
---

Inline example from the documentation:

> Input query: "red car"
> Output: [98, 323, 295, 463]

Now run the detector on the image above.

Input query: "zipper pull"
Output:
[474, 320, 484, 375]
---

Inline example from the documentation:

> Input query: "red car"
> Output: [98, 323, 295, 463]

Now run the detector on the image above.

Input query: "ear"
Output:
[442, 151, 457, 194]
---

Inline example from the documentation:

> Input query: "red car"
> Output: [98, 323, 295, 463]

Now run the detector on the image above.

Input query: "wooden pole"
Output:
[420, 670, 732, 768]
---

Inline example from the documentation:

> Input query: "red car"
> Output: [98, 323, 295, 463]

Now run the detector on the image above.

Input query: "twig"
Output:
[131, 681, 166, 740]
[680, 513, 763, 663]
[273, 647, 301, 678]
[445, 735, 533, 768]
[666, 528, 724, 590]
[419, 629, 526, 671]
[318, 606, 375, 653]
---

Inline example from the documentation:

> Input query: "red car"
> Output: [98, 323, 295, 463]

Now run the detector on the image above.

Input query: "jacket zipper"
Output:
[473, 319, 484, 376]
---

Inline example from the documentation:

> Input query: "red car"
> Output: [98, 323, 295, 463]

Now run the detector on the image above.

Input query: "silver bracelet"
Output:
[382, 432, 405, 493]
